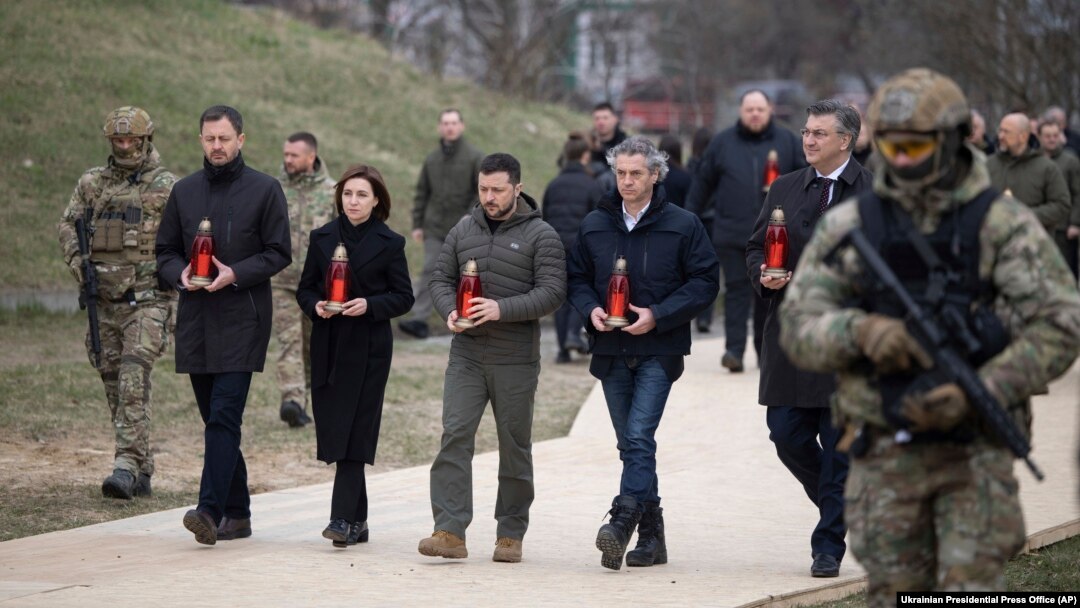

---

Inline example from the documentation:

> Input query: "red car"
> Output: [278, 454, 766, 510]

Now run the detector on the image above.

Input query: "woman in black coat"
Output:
[295, 164, 414, 547]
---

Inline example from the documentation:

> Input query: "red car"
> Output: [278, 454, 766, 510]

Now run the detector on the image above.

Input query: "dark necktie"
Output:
[818, 177, 833, 216]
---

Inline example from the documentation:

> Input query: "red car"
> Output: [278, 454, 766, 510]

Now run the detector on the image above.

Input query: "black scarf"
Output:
[203, 151, 245, 183]
[337, 213, 374, 252]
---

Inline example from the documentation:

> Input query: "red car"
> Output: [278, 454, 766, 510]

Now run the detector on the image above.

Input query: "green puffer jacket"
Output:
[430, 194, 567, 364]
[412, 137, 485, 241]
[987, 147, 1070, 232]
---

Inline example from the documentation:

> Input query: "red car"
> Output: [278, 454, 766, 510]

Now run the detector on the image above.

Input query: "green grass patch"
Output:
[0, 0, 587, 289]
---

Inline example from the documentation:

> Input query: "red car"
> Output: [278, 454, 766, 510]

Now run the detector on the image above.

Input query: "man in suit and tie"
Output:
[745, 99, 873, 578]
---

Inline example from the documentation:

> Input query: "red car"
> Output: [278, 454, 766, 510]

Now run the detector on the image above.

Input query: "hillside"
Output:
[0, 0, 586, 289]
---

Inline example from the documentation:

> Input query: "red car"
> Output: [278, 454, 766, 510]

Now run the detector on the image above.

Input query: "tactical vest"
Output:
[857, 188, 1011, 437]
[88, 168, 160, 264]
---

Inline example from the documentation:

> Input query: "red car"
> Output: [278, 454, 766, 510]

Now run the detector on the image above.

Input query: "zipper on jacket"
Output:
[226, 206, 233, 247]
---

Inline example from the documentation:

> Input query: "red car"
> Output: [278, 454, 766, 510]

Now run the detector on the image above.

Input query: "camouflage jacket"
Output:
[275, 157, 336, 288]
[57, 146, 176, 303]
[779, 145, 1080, 430]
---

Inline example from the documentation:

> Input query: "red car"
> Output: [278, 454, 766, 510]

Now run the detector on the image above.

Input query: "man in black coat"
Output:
[746, 100, 873, 578]
[590, 102, 629, 166]
[156, 105, 292, 545]
[687, 90, 806, 373]
[543, 135, 603, 362]
[568, 136, 719, 570]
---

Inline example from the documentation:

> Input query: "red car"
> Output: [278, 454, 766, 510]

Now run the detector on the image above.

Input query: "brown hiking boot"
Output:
[492, 537, 522, 563]
[418, 530, 467, 559]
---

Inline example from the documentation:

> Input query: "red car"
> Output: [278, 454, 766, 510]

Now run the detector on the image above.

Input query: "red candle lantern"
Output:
[189, 217, 215, 287]
[454, 258, 483, 329]
[604, 256, 630, 328]
[323, 243, 350, 314]
[762, 149, 780, 192]
[762, 205, 789, 279]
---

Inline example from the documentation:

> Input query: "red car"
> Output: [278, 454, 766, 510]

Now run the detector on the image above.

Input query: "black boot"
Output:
[101, 469, 136, 500]
[134, 473, 152, 497]
[323, 518, 350, 547]
[344, 521, 369, 546]
[280, 400, 312, 428]
[595, 495, 642, 570]
[626, 502, 667, 567]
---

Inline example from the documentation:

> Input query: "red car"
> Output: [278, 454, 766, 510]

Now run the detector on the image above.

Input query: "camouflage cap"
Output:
[103, 106, 154, 138]
[867, 68, 969, 134]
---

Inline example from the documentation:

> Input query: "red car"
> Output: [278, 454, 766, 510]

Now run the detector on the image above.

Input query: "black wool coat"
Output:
[155, 154, 292, 374]
[296, 219, 414, 464]
[746, 158, 872, 408]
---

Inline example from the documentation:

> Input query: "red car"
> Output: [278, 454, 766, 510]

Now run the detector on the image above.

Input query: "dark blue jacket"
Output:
[567, 188, 719, 361]
[542, 161, 603, 249]
[686, 119, 806, 249]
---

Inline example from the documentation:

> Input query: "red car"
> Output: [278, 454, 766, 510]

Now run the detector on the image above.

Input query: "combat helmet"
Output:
[103, 106, 154, 140]
[867, 68, 971, 188]
[868, 68, 970, 136]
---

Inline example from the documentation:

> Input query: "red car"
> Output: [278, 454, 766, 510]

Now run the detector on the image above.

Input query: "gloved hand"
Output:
[855, 314, 933, 374]
[900, 383, 969, 432]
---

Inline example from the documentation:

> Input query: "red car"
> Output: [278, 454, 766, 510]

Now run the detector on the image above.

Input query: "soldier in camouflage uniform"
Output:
[779, 69, 1080, 604]
[274, 132, 336, 427]
[57, 106, 176, 499]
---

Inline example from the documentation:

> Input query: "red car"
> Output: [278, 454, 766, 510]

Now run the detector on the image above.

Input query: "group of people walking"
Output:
[58, 66, 1080, 598]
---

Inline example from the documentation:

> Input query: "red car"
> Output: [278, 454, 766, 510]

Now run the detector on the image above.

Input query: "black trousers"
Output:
[766, 405, 848, 561]
[190, 372, 253, 523]
[717, 246, 766, 359]
[331, 460, 368, 523]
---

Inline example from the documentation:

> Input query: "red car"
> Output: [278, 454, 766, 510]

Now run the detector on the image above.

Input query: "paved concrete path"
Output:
[1, 333, 1077, 607]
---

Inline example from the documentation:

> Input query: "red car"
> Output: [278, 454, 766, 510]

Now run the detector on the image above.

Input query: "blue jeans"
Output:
[600, 357, 673, 503]
[190, 372, 253, 523]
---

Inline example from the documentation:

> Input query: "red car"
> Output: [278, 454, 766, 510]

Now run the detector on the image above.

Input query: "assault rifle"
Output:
[840, 228, 1044, 480]
[74, 208, 102, 368]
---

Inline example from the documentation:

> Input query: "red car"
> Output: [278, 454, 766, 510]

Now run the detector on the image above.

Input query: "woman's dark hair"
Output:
[691, 127, 713, 160]
[335, 164, 391, 222]
[564, 131, 592, 162]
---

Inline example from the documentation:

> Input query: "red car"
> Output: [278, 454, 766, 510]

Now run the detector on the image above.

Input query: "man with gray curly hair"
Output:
[568, 135, 719, 570]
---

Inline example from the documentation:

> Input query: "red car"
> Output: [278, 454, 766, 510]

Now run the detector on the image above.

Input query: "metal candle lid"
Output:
[767, 149, 778, 161]
[332, 243, 349, 261]
[613, 255, 628, 275]
[769, 205, 786, 224]
[197, 217, 213, 235]
[462, 258, 479, 276]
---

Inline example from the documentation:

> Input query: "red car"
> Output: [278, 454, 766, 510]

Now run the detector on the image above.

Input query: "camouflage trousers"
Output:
[846, 434, 1025, 607]
[87, 298, 170, 477]
[272, 286, 311, 407]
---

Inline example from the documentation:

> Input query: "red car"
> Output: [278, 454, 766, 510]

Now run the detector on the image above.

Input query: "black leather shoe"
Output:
[102, 469, 136, 500]
[218, 516, 252, 540]
[556, 349, 571, 364]
[721, 352, 744, 373]
[183, 509, 218, 546]
[279, 400, 311, 428]
[811, 553, 840, 577]
[323, 519, 350, 547]
[696, 320, 711, 333]
[398, 320, 429, 339]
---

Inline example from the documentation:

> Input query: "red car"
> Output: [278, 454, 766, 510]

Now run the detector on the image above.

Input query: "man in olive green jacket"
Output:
[1038, 119, 1080, 276]
[400, 109, 484, 339]
[418, 153, 565, 564]
[987, 113, 1070, 234]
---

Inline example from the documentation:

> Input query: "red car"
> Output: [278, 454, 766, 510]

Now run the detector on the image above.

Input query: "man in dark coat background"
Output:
[543, 134, 603, 363]
[746, 99, 872, 578]
[156, 105, 292, 546]
[687, 90, 806, 373]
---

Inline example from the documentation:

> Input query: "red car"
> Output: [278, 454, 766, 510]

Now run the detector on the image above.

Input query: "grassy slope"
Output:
[0, 0, 583, 289]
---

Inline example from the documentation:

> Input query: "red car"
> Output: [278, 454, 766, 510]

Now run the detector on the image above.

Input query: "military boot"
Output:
[279, 400, 312, 428]
[101, 469, 136, 500]
[595, 495, 642, 570]
[133, 473, 152, 497]
[625, 502, 667, 567]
